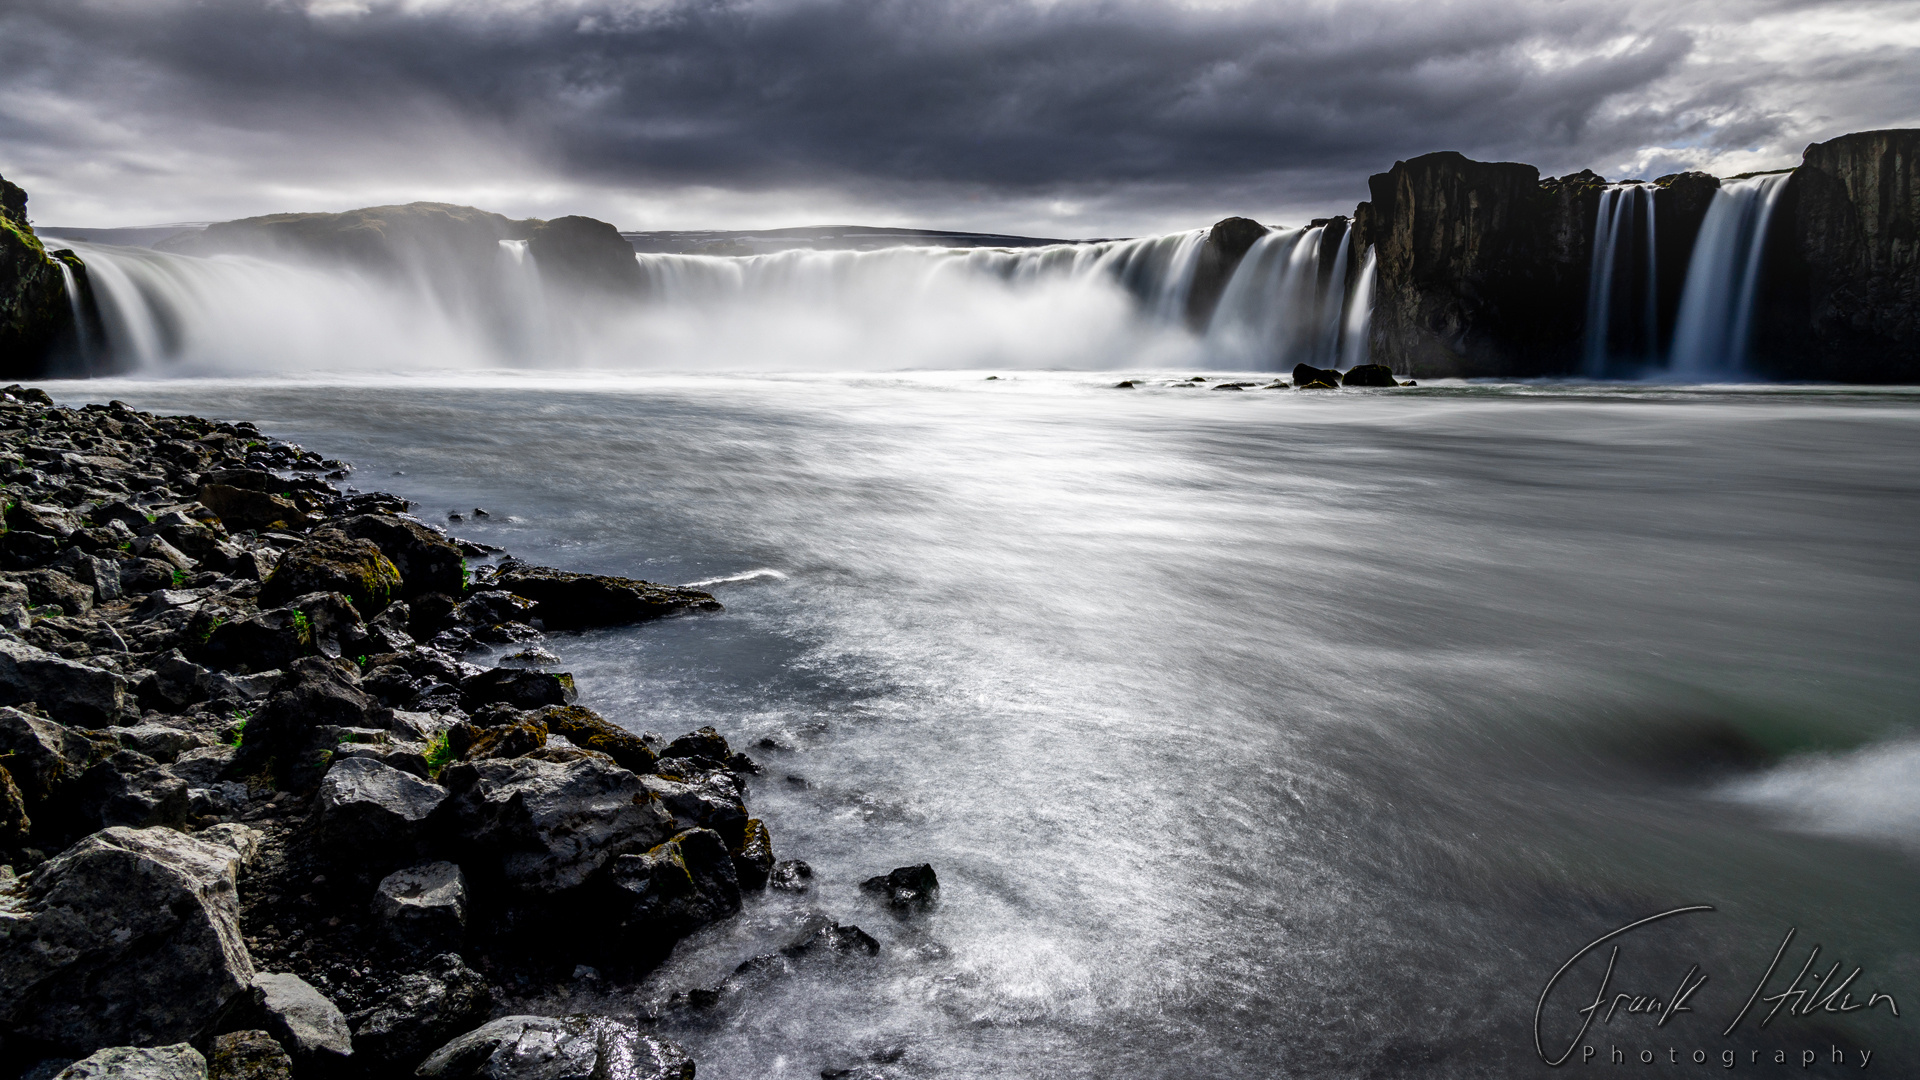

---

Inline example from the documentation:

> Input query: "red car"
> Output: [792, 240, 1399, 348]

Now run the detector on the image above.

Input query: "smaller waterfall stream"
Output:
[1340, 246, 1376, 370]
[1668, 173, 1791, 376]
[1583, 183, 1659, 375]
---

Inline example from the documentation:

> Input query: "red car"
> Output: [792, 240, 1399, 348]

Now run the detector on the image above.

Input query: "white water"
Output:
[1582, 183, 1658, 374]
[1340, 245, 1376, 370]
[62, 225, 1375, 375]
[1667, 173, 1791, 376]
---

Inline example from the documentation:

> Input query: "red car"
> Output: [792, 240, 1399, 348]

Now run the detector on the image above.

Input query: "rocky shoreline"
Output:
[0, 389, 934, 1079]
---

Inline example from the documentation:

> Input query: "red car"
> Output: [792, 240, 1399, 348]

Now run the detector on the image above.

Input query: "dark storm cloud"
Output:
[1, 0, 1916, 232]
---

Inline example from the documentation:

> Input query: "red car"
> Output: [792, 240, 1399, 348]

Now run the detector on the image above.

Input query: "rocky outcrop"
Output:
[1761, 129, 1920, 381]
[524, 217, 646, 296]
[0, 174, 78, 380]
[1351, 152, 1588, 378]
[489, 565, 719, 629]
[1185, 217, 1269, 328]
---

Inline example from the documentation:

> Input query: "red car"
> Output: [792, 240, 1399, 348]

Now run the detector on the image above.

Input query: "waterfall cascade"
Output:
[1583, 183, 1659, 375]
[1340, 246, 1376, 371]
[1667, 173, 1791, 376]
[63, 224, 1368, 375]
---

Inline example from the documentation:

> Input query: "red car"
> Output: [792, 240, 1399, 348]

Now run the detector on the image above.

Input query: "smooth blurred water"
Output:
[55, 374, 1920, 1077]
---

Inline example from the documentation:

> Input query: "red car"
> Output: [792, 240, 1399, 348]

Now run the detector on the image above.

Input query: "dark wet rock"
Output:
[345, 953, 490, 1071]
[660, 727, 728, 764]
[50, 1044, 208, 1080]
[246, 972, 352, 1070]
[606, 828, 741, 957]
[733, 818, 773, 890]
[458, 667, 576, 712]
[258, 530, 399, 615]
[285, 590, 370, 659]
[1291, 363, 1343, 388]
[1186, 216, 1271, 327]
[207, 1030, 292, 1080]
[414, 1014, 692, 1080]
[138, 650, 246, 712]
[447, 717, 548, 762]
[0, 826, 254, 1054]
[496, 646, 561, 669]
[780, 921, 880, 960]
[490, 566, 719, 630]
[0, 174, 73, 377]
[1340, 363, 1400, 387]
[407, 593, 460, 640]
[69, 749, 191, 834]
[640, 772, 747, 848]
[331, 514, 466, 599]
[529, 705, 656, 775]
[309, 756, 447, 865]
[0, 706, 106, 808]
[0, 639, 130, 727]
[198, 609, 312, 675]
[860, 864, 939, 912]
[235, 657, 375, 788]
[433, 756, 673, 895]
[768, 859, 813, 892]
[197, 485, 308, 534]
[370, 861, 468, 952]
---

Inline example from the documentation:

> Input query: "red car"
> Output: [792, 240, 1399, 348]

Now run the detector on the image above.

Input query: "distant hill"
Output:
[38, 224, 211, 248]
[623, 225, 1093, 255]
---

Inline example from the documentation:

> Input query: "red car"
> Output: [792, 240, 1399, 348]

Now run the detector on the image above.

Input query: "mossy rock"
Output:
[259, 529, 402, 614]
[532, 704, 657, 775]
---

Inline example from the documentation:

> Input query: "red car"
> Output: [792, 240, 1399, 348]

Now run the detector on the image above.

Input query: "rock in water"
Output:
[432, 757, 674, 894]
[733, 818, 774, 890]
[415, 1015, 692, 1080]
[52, 1044, 208, 1080]
[1291, 363, 1342, 388]
[0, 827, 255, 1053]
[346, 953, 490, 1072]
[207, 1031, 293, 1080]
[860, 864, 939, 911]
[1340, 364, 1399, 387]
[248, 972, 353, 1070]
[490, 566, 720, 629]
[605, 828, 742, 956]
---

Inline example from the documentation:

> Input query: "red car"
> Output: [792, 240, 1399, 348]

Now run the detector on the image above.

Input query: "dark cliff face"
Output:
[1761, 129, 1920, 381]
[1650, 172, 1721, 353]
[524, 215, 646, 295]
[1350, 152, 1589, 378]
[0, 174, 77, 378]
[1185, 216, 1268, 329]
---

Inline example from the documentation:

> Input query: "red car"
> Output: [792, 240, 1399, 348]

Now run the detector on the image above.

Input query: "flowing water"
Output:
[1582, 184, 1659, 376]
[48, 373, 1920, 1078]
[1668, 175, 1792, 377]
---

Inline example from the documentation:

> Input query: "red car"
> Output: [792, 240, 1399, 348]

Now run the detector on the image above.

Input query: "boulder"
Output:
[0, 826, 254, 1053]
[69, 749, 191, 834]
[258, 531, 400, 615]
[768, 859, 813, 893]
[606, 828, 740, 959]
[370, 861, 468, 952]
[0, 706, 105, 806]
[490, 566, 719, 630]
[196, 486, 307, 534]
[1340, 363, 1399, 387]
[659, 727, 728, 765]
[860, 864, 939, 912]
[780, 921, 880, 960]
[458, 668, 576, 712]
[285, 591, 370, 659]
[139, 650, 246, 712]
[198, 609, 312, 675]
[207, 1030, 293, 1080]
[0, 639, 129, 727]
[414, 1015, 692, 1080]
[733, 818, 774, 891]
[1291, 363, 1342, 388]
[235, 657, 375, 787]
[0, 578, 31, 630]
[345, 953, 489, 1071]
[331, 515, 465, 599]
[112, 723, 213, 764]
[309, 757, 447, 864]
[432, 757, 673, 894]
[5, 569, 96, 615]
[640, 772, 748, 847]
[530, 706, 656, 775]
[447, 719, 548, 762]
[52, 1044, 207, 1080]
[249, 972, 352, 1069]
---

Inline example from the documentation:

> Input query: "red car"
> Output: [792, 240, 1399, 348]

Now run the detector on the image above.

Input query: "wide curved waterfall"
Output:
[59, 225, 1373, 375]
[1667, 173, 1791, 376]
[1583, 183, 1658, 375]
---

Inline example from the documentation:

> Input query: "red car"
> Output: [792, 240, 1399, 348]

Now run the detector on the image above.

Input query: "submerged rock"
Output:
[490, 566, 719, 629]
[860, 863, 939, 911]
[1340, 363, 1400, 387]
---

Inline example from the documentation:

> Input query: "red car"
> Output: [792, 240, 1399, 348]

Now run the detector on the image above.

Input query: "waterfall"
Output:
[1339, 246, 1376, 370]
[62, 231, 1226, 374]
[1203, 224, 1356, 369]
[1583, 183, 1659, 375]
[1667, 173, 1791, 376]
[52, 259, 96, 361]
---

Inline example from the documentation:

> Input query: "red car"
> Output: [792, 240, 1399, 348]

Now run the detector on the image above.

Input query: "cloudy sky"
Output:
[2, 0, 1916, 236]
